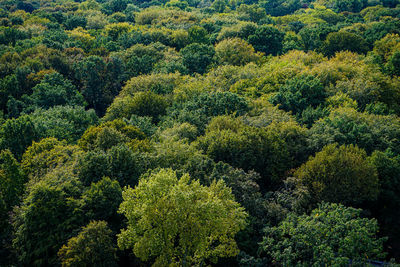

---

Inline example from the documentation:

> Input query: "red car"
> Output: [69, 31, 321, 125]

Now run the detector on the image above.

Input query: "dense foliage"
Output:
[1, 0, 400, 265]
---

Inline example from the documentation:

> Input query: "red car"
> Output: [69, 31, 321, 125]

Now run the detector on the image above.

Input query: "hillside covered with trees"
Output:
[1, 0, 400, 265]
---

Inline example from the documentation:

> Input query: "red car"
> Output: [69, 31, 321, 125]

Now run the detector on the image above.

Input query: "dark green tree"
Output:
[75, 56, 124, 116]
[248, 25, 284, 55]
[0, 150, 26, 263]
[270, 74, 326, 119]
[23, 72, 86, 112]
[386, 50, 400, 76]
[180, 43, 214, 74]
[12, 173, 83, 266]
[196, 116, 290, 188]
[82, 177, 123, 231]
[262, 203, 387, 265]
[321, 31, 369, 57]
[0, 115, 40, 160]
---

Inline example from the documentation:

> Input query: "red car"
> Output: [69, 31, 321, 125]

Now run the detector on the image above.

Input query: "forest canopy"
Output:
[1, 0, 400, 265]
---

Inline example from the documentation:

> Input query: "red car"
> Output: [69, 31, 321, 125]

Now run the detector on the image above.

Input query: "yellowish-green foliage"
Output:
[295, 143, 379, 205]
[67, 27, 95, 49]
[58, 221, 117, 267]
[121, 73, 183, 97]
[214, 38, 263, 66]
[23, 16, 50, 26]
[78, 120, 145, 151]
[374, 33, 400, 61]
[216, 21, 258, 41]
[78, 0, 101, 11]
[256, 50, 323, 93]
[306, 51, 367, 86]
[104, 91, 168, 122]
[275, 5, 340, 25]
[21, 138, 82, 181]
[171, 63, 264, 101]
[360, 5, 388, 21]
[325, 92, 358, 110]
[135, 7, 199, 27]
[118, 168, 247, 266]
[104, 22, 134, 39]
[86, 11, 108, 29]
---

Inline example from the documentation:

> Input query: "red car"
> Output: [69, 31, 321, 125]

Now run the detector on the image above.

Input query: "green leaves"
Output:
[118, 168, 248, 266]
[58, 221, 117, 267]
[262, 203, 387, 266]
[295, 143, 379, 206]
[196, 116, 290, 189]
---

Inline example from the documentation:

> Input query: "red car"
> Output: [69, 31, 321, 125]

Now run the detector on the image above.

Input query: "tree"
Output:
[295, 143, 379, 206]
[271, 74, 325, 112]
[168, 91, 250, 131]
[78, 120, 145, 151]
[248, 25, 284, 56]
[309, 107, 400, 155]
[368, 151, 400, 257]
[81, 177, 123, 231]
[180, 43, 214, 74]
[115, 43, 164, 77]
[104, 91, 168, 123]
[28, 106, 98, 143]
[22, 72, 86, 112]
[214, 38, 262, 66]
[0, 115, 40, 160]
[12, 173, 84, 266]
[196, 116, 290, 188]
[104, 22, 133, 40]
[58, 221, 117, 267]
[0, 27, 28, 46]
[260, 0, 301, 16]
[21, 138, 81, 181]
[188, 25, 208, 44]
[298, 24, 333, 51]
[237, 4, 267, 23]
[118, 168, 247, 266]
[64, 15, 87, 30]
[386, 50, 400, 76]
[0, 150, 26, 215]
[261, 203, 387, 266]
[0, 150, 26, 258]
[321, 0, 367, 12]
[321, 31, 368, 57]
[363, 19, 400, 46]
[75, 56, 123, 116]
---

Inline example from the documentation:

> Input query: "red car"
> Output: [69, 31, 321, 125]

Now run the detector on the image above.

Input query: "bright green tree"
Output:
[118, 168, 247, 266]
